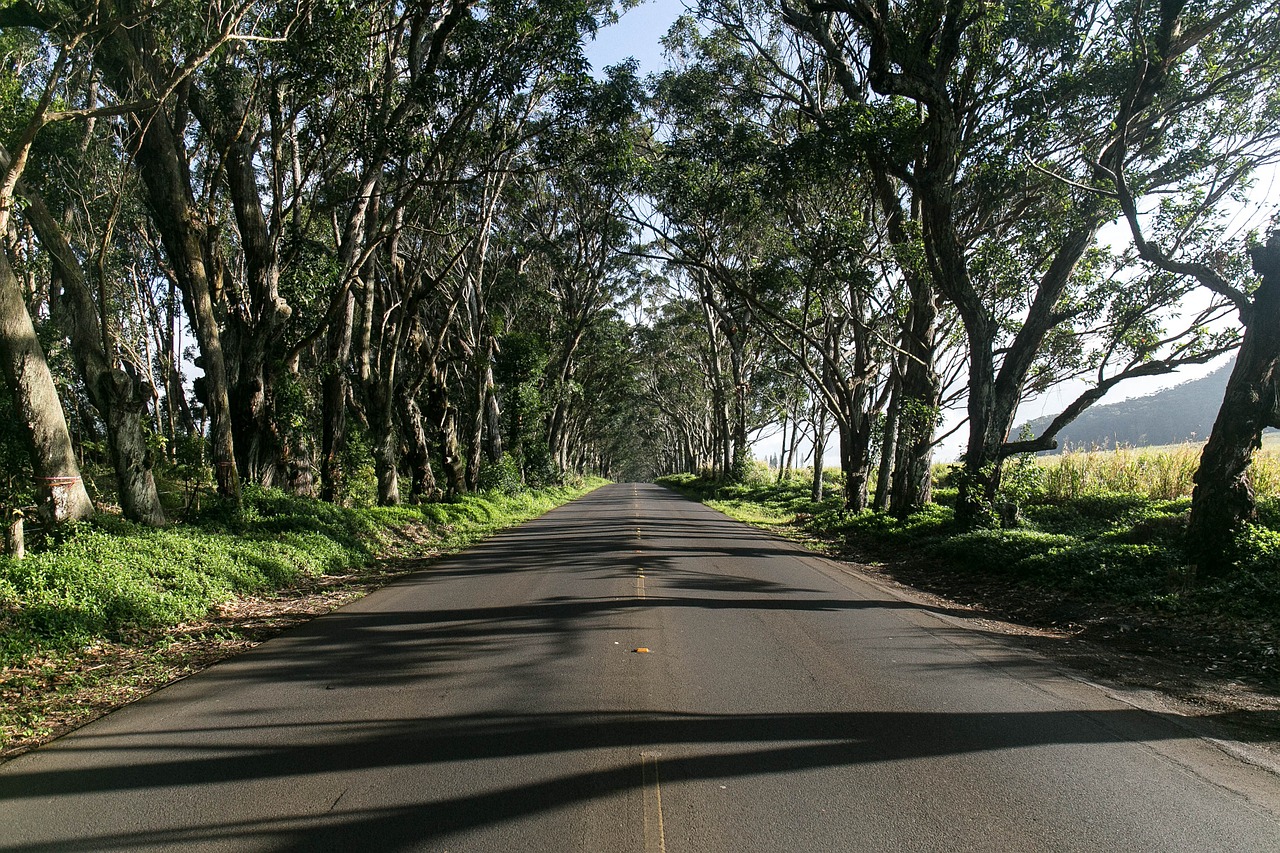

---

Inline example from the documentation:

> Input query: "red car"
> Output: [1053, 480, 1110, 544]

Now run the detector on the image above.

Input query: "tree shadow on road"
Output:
[2, 703, 1268, 852]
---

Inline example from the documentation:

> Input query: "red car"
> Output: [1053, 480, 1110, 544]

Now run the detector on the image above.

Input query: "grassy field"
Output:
[0, 480, 603, 756]
[1031, 439, 1280, 501]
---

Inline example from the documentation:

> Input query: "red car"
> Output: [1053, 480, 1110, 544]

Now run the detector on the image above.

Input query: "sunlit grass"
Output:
[1038, 441, 1280, 501]
[0, 480, 604, 667]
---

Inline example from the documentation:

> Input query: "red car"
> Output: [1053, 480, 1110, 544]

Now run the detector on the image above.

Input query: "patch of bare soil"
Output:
[835, 539, 1280, 757]
[0, 554, 435, 765]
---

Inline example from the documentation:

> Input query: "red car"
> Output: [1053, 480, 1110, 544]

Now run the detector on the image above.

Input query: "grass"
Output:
[662, 468, 1280, 615]
[0, 480, 603, 755]
[1035, 441, 1280, 501]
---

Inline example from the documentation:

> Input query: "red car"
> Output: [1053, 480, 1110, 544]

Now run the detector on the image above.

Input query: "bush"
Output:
[933, 529, 1076, 575]
[521, 442, 564, 488]
[478, 453, 525, 495]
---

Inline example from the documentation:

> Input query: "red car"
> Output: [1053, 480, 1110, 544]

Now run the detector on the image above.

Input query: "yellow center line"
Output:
[641, 751, 666, 853]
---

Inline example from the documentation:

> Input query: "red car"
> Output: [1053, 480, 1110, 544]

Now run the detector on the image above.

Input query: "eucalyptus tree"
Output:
[781, 0, 1254, 524]
[0, 9, 216, 522]
[1076, 0, 1280, 571]
[0, 26, 93, 524]
[669, 1, 949, 513]
[1195, 231, 1278, 524]
[202, 1, 493, 500]
[1181, 232, 1280, 572]
[0, 246, 94, 523]
[17, 0, 275, 502]
[513, 63, 647, 475]
[553, 311, 648, 477]
[649, 13, 909, 507]
[646, 26, 787, 481]
[340, 15, 544, 504]
[6, 150, 167, 525]
[634, 297, 721, 475]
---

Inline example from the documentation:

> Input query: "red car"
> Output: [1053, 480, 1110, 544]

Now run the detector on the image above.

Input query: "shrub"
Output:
[478, 453, 525, 495]
[933, 528, 1076, 574]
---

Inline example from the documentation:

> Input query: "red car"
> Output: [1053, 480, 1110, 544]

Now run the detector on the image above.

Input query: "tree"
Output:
[11, 169, 166, 525]
[0, 247, 93, 523]
[1182, 232, 1280, 574]
[1067, 0, 1280, 571]
[781, 0, 1256, 524]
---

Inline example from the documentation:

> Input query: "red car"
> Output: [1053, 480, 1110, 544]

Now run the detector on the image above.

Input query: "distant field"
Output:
[1029, 438, 1280, 501]
[1049, 427, 1280, 455]
[1094, 431, 1280, 456]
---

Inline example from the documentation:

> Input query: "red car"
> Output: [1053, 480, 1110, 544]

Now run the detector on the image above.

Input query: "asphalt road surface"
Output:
[3, 483, 1279, 851]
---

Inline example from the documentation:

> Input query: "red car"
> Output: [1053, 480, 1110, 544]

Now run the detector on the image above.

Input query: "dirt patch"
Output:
[0, 556, 432, 765]
[833, 538, 1280, 756]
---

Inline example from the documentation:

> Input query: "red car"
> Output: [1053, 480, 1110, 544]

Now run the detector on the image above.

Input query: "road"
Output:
[1, 482, 1278, 851]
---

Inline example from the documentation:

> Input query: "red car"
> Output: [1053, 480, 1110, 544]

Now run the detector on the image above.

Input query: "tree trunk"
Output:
[17, 181, 165, 525]
[320, 292, 356, 503]
[889, 265, 942, 516]
[366, 366, 399, 504]
[428, 366, 466, 496]
[838, 416, 873, 513]
[282, 426, 317, 498]
[776, 410, 790, 484]
[439, 402, 466, 497]
[125, 112, 240, 502]
[483, 360, 503, 464]
[784, 410, 801, 477]
[545, 325, 586, 476]
[874, 372, 901, 511]
[889, 390, 938, 518]
[366, 373, 400, 506]
[811, 403, 827, 503]
[399, 396, 438, 502]
[212, 114, 289, 490]
[465, 360, 485, 491]
[158, 275, 195, 455]
[372, 402, 401, 506]
[1187, 234, 1280, 577]
[0, 250, 93, 523]
[99, 370, 166, 524]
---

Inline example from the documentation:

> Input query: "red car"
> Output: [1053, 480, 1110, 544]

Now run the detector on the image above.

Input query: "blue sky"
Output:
[584, 0, 687, 77]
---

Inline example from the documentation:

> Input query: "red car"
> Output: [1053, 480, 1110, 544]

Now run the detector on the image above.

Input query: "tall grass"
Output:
[1037, 443, 1280, 501]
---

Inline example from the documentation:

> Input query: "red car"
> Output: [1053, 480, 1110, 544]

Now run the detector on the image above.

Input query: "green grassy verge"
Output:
[658, 472, 1280, 685]
[1, 480, 602, 753]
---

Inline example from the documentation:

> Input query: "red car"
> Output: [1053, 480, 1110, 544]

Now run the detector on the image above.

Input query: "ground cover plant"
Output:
[659, 443, 1280, 693]
[0, 480, 603, 759]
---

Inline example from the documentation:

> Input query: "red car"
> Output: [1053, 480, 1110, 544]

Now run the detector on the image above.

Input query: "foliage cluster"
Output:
[0, 0, 651, 538]
[640, 0, 1280, 569]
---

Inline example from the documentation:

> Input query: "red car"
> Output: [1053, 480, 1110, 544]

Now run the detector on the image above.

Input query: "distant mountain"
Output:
[1017, 363, 1248, 452]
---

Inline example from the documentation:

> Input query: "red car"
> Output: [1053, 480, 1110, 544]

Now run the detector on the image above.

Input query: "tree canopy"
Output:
[1, 0, 1277, 575]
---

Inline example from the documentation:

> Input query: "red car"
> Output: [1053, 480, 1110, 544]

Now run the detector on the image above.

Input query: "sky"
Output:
[584, 0, 688, 77]
[582, 1, 1271, 465]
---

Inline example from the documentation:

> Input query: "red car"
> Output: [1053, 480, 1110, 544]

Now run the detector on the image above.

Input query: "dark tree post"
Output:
[1187, 232, 1280, 577]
